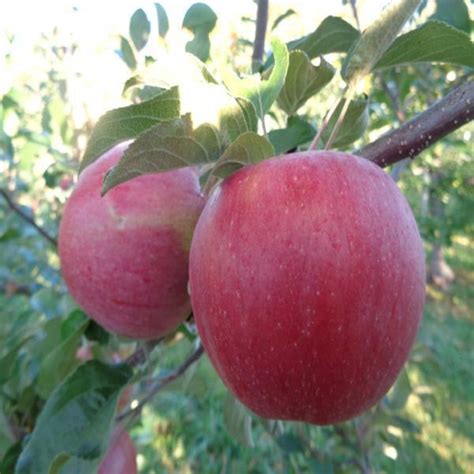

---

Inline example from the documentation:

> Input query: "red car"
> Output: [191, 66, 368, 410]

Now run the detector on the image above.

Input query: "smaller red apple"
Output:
[98, 425, 137, 474]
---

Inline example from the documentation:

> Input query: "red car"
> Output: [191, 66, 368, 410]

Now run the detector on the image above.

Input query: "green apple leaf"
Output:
[36, 316, 89, 399]
[119, 36, 137, 70]
[80, 86, 180, 173]
[342, 0, 421, 84]
[224, 38, 289, 117]
[129, 9, 151, 51]
[182, 3, 217, 62]
[213, 132, 275, 179]
[155, 3, 169, 38]
[194, 123, 222, 162]
[322, 95, 369, 148]
[374, 20, 474, 70]
[264, 16, 360, 69]
[268, 116, 316, 155]
[385, 368, 412, 410]
[15, 361, 132, 474]
[101, 115, 210, 194]
[277, 51, 335, 116]
[431, 0, 470, 33]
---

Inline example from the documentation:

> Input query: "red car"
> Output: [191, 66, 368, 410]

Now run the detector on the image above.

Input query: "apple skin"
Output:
[189, 151, 425, 425]
[98, 426, 137, 474]
[59, 143, 204, 340]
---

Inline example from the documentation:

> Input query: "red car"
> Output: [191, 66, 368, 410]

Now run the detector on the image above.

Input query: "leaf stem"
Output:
[324, 85, 356, 150]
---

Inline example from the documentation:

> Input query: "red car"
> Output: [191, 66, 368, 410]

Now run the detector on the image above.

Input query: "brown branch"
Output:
[252, 0, 269, 71]
[116, 343, 204, 422]
[357, 79, 474, 167]
[0, 188, 58, 247]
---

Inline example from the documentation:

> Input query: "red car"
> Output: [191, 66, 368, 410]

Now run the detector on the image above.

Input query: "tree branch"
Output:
[252, 0, 269, 71]
[116, 343, 204, 422]
[0, 188, 58, 247]
[357, 79, 474, 167]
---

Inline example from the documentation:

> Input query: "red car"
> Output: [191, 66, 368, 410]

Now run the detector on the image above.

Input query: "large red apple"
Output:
[189, 151, 425, 425]
[59, 143, 204, 339]
[98, 425, 137, 474]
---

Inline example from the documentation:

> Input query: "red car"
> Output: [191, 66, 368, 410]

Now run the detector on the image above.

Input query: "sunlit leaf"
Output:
[375, 20, 474, 70]
[129, 9, 151, 51]
[277, 51, 335, 115]
[80, 86, 180, 172]
[224, 38, 289, 116]
[213, 132, 275, 179]
[155, 3, 169, 38]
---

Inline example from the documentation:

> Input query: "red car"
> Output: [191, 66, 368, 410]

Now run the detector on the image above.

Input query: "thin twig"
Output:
[357, 79, 474, 167]
[116, 343, 205, 422]
[252, 0, 269, 72]
[0, 188, 57, 247]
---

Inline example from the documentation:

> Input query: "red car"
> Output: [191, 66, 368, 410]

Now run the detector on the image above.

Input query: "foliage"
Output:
[1, 1, 473, 473]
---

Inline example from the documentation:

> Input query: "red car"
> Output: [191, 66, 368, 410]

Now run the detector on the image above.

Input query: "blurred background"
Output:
[1, 1, 473, 472]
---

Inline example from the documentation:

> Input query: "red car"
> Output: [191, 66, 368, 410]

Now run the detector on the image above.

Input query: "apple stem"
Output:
[308, 93, 345, 151]
[324, 86, 356, 150]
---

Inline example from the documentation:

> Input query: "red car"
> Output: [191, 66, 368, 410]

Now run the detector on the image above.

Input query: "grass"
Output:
[130, 237, 474, 473]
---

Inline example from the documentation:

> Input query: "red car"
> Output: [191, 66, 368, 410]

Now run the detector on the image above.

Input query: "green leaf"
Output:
[101, 115, 209, 194]
[268, 116, 316, 155]
[1, 441, 22, 474]
[223, 392, 254, 447]
[119, 36, 137, 70]
[213, 132, 275, 179]
[80, 86, 180, 172]
[84, 320, 110, 345]
[431, 0, 470, 33]
[0, 335, 34, 384]
[342, 0, 421, 84]
[155, 3, 169, 38]
[130, 9, 151, 51]
[272, 9, 296, 31]
[182, 3, 217, 62]
[224, 38, 289, 117]
[322, 95, 369, 148]
[264, 16, 359, 69]
[182, 3, 217, 33]
[375, 20, 474, 70]
[276, 433, 305, 454]
[36, 319, 89, 399]
[15, 361, 132, 474]
[277, 51, 335, 116]
[194, 123, 222, 162]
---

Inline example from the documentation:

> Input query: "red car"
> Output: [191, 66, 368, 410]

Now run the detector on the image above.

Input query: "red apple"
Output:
[59, 143, 204, 339]
[189, 151, 425, 425]
[98, 425, 137, 474]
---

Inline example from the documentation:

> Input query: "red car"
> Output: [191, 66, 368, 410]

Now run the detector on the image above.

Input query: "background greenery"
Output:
[1, 0, 473, 472]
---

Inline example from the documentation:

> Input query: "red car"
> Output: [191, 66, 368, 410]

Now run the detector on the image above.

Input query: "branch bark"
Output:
[252, 0, 269, 71]
[0, 188, 58, 247]
[116, 343, 204, 422]
[357, 79, 474, 167]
